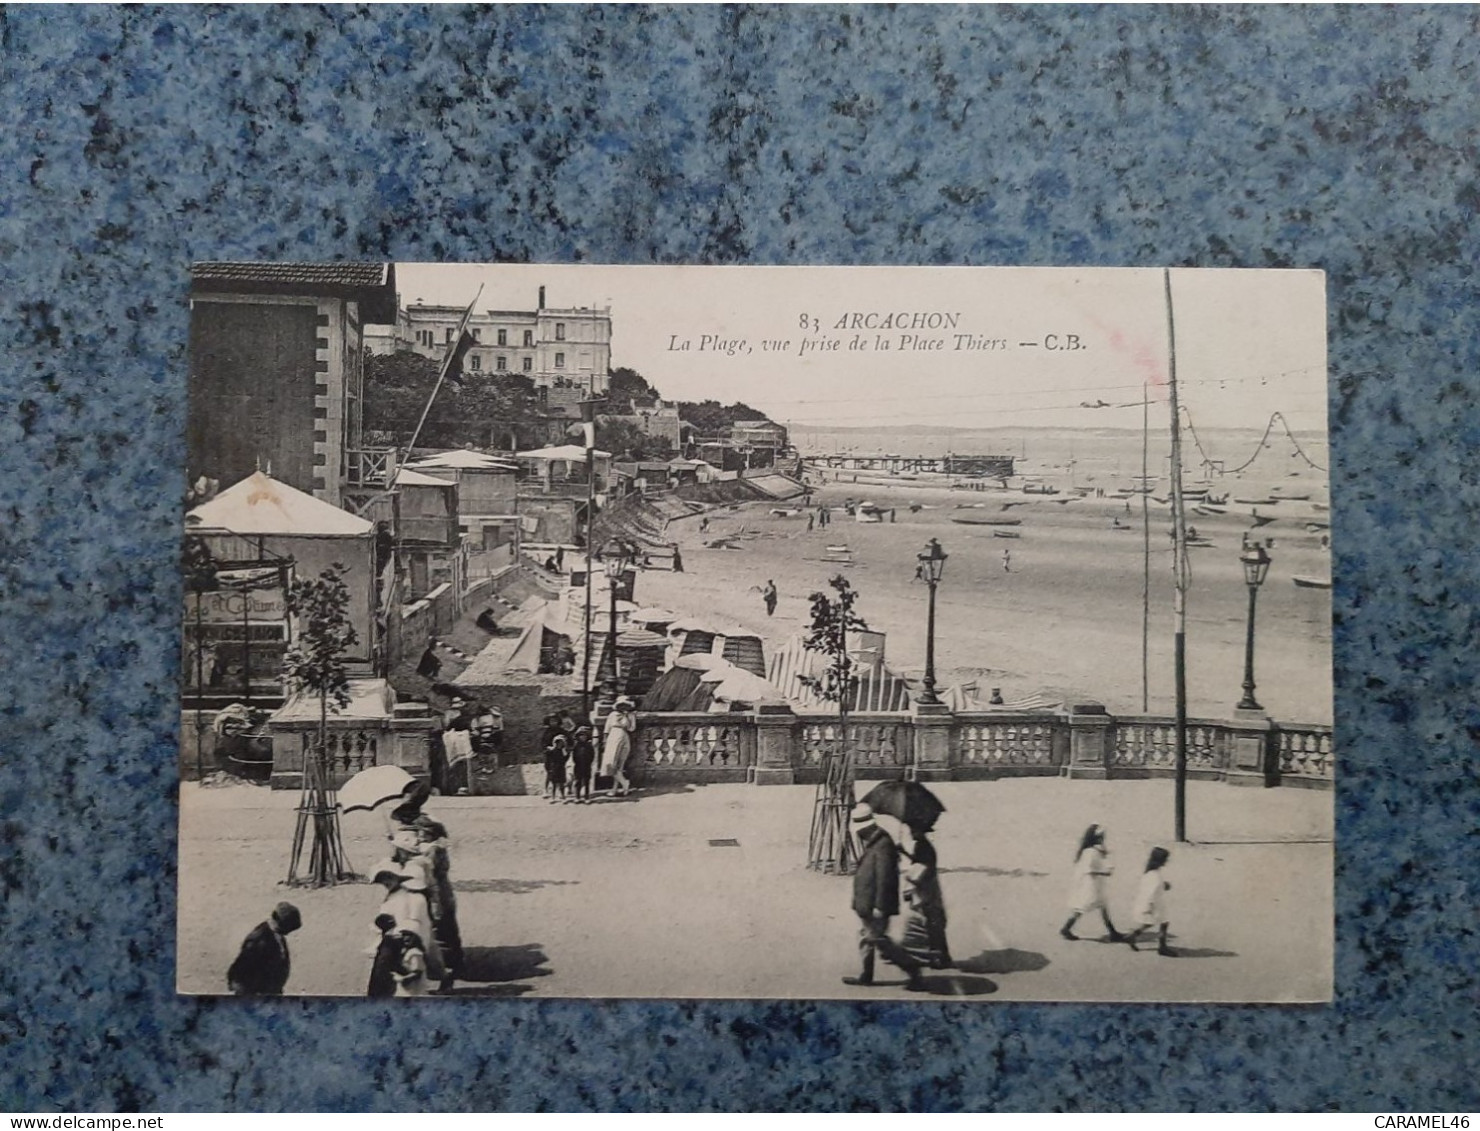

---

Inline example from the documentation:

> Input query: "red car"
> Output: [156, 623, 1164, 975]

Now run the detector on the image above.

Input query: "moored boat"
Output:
[1292, 575, 1332, 590]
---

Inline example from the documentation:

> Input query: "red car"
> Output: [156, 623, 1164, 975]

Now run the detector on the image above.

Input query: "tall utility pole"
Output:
[579, 396, 600, 722]
[1164, 268, 1191, 844]
[1142, 380, 1150, 714]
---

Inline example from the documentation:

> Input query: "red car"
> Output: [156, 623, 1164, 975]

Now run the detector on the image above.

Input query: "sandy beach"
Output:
[635, 472, 1331, 725]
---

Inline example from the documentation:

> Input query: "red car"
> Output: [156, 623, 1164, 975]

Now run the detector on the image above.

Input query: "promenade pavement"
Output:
[178, 776, 1332, 1001]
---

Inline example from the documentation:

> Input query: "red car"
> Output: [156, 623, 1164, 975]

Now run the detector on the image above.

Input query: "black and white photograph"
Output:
[179, 263, 1332, 1001]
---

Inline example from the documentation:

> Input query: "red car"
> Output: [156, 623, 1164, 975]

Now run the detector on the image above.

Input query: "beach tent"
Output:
[767, 635, 913, 712]
[187, 471, 377, 664]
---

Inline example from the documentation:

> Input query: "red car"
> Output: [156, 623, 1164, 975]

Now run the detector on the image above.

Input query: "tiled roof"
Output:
[193, 261, 391, 288]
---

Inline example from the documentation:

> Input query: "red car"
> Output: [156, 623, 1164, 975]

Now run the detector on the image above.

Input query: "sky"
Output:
[392, 264, 1328, 435]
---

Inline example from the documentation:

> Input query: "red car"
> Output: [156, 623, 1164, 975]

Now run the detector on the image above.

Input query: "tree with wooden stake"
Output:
[284, 564, 359, 887]
[802, 575, 868, 874]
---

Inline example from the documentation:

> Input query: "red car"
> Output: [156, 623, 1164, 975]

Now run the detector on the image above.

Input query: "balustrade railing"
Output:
[346, 447, 397, 488]
[1113, 718, 1222, 772]
[634, 714, 753, 776]
[797, 715, 913, 776]
[1276, 724, 1335, 781]
[955, 715, 1060, 771]
[565, 706, 1332, 791]
[302, 729, 382, 786]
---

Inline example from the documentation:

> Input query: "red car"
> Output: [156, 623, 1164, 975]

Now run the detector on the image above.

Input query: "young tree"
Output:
[284, 564, 359, 887]
[800, 575, 869, 874]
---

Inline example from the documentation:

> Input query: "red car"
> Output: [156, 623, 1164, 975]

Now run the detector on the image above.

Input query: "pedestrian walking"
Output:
[397, 817, 463, 989]
[544, 733, 569, 802]
[601, 698, 636, 797]
[900, 830, 953, 969]
[371, 860, 446, 986]
[227, 902, 301, 996]
[807, 514, 815, 531]
[570, 725, 596, 803]
[1002, 547, 1012, 573]
[671, 543, 684, 573]
[1125, 847, 1175, 956]
[366, 912, 403, 998]
[843, 806, 926, 990]
[762, 579, 778, 616]
[1061, 824, 1125, 942]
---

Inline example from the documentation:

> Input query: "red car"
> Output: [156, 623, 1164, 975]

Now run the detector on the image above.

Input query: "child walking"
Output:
[366, 913, 403, 999]
[394, 929, 430, 996]
[544, 733, 569, 802]
[1125, 846, 1174, 956]
[1061, 824, 1125, 942]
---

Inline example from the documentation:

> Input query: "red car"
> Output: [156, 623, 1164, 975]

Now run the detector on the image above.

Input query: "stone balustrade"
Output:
[623, 703, 1333, 790]
[267, 702, 438, 790]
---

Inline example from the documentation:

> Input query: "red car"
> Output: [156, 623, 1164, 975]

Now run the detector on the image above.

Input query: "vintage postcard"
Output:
[178, 264, 1331, 1000]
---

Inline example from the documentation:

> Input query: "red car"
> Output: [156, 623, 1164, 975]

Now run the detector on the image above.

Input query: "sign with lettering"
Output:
[186, 587, 288, 623]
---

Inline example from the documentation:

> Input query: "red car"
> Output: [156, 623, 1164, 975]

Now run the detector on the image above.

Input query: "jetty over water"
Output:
[805, 453, 1016, 478]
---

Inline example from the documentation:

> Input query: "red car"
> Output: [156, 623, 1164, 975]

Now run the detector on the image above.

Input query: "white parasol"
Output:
[337, 764, 416, 814]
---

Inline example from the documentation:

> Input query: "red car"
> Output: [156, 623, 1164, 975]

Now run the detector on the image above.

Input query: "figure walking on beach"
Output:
[762, 579, 778, 616]
[1001, 547, 1012, 573]
[844, 806, 925, 990]
[1125, 847, 1175, 956]
[1061, 824, 1125, 942]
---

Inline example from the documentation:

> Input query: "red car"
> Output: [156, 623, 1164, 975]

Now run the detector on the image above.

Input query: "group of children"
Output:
[1062, 824, 1175, 956]
[543, 725, 598, 803]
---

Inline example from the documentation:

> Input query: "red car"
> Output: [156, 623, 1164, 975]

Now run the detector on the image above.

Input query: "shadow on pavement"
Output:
[442, 982, 537, 998]
[1162, 945, 1238, 959]
[1192, 838, 1333, 846]
[451, 943, 552, 993]
[941, 865, 1050, 879]
[957, 948, 1051, 976]
[913, 973, 999, 996]
[592, 782, 700, 799]
[453, 878, 579, 894]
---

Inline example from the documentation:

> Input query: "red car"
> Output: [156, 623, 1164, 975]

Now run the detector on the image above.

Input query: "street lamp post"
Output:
[1237, 541, 1272, 711]
[916, 538, 948, 706]
[600, 540, 629, 709]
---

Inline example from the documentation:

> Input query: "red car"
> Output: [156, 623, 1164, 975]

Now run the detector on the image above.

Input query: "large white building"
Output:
[366, 285, 611, 395]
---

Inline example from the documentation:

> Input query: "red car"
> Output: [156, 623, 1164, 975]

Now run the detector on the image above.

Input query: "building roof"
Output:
[408, 450, 517, 470]
[518, 445, 612, 460]
[191, 262, 398, 322]
[393, 468, 456, 487]
[187, 471, 374, 537]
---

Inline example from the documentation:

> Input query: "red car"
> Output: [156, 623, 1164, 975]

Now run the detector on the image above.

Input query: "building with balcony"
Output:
[385, 285, 612, 396]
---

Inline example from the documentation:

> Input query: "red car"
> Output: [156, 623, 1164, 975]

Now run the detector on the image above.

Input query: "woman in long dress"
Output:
[1061, 824, 1125, 942]
[899, 830, 953, 969]
[601, 699, 636, 797]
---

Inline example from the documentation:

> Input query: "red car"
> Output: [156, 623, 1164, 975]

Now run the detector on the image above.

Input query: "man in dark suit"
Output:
[227, 902, 301, 995]
[844, 808, 925, 990]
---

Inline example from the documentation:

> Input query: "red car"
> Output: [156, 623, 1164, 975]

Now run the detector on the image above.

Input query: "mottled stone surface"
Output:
[1, 4, 1477, 1112]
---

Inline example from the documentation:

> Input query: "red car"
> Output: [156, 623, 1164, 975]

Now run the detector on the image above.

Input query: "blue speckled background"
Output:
[2, 3, 1476, 1112]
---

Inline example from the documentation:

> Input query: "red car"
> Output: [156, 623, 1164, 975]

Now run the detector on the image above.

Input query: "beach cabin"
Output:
[517, 444, 612, 498]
